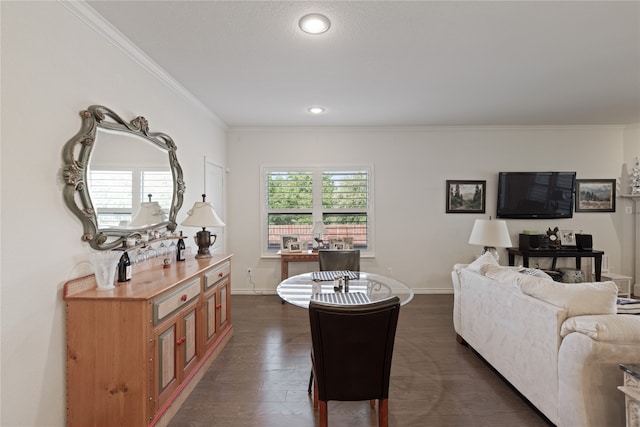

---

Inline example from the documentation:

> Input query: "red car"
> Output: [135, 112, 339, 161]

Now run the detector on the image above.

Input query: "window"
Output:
[88, 168, 173, 228]
[262, 166, 373, 255]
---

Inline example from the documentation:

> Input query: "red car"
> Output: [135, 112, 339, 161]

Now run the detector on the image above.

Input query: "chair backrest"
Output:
[308, 296, 400, 403]
[318, 249, 360, 272]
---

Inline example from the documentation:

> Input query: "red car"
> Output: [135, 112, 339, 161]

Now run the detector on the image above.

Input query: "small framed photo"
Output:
[446, 180, 486, 213]
[575, 179, 616, 213]
[288, 241, 302, 252]
[280, 234, 299, 252]
[343, 237, 354, 249]
[560, 230, 576, 246]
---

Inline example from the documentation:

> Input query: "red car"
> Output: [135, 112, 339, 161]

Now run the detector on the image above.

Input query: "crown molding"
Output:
[60, 0, 227, 129]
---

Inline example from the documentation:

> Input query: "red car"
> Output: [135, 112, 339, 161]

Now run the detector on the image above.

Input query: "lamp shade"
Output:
[129, 201, 166, 226]
[311, 221, 328, 235]
[181, 201, 225, 228]
[468, 219, 512, 248]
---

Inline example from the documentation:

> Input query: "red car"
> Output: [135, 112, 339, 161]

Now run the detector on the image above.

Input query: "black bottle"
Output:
[117, 243, 132, 282]
[177, 231, 186, 262]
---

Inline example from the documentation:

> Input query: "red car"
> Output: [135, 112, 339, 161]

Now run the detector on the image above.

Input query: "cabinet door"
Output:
[204, 290, 218, 347]
[180, 306, 198, 374]
[156, 324, 177, 400]
[218, 279, 230, 331]
[154, 302, 199, 406]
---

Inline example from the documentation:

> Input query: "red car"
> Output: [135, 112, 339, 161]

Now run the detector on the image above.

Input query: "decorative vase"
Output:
[90, 251, 122, 291]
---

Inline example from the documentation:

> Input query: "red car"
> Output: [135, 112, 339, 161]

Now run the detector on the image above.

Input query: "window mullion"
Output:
[313, 169, 323, 221]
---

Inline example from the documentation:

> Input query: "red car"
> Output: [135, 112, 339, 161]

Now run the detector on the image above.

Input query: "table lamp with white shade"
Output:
[129, 194, 166, 226]
[181, 194, 225, 258]
[311, 220, 328, 250]
[468, 217, 512, 261]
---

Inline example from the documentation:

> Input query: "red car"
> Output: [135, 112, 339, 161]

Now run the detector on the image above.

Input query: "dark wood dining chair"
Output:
[308, 296, 401, 427]
[318, 249, 360, 272]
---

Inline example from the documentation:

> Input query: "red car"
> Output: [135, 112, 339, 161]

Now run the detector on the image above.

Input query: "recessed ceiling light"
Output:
[299, 14, 331, 34]
[308, 106, 325, 114]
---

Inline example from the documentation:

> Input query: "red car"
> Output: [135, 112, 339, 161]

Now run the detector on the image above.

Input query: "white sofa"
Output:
[451, 253, 640, 427]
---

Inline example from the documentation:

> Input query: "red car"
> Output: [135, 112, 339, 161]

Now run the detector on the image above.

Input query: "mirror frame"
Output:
[62, 105, 185, 250]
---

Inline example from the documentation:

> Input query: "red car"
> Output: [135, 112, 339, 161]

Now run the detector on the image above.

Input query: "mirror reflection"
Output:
[88, 129, 173, 230]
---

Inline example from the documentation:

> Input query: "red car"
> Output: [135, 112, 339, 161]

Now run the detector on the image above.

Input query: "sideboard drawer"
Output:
[154, 278, 201, 324]
[204, 261, 230, 290]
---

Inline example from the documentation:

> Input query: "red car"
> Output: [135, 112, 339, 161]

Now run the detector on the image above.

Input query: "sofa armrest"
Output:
[558, 314, 640, 427]
[561, 314, 640, 343]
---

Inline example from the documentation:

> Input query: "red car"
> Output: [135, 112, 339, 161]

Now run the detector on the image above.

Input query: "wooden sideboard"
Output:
[64, 254, 233, 427]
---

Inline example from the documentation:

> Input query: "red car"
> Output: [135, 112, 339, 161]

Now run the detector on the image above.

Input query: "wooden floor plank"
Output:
[169, 294, 552, 426]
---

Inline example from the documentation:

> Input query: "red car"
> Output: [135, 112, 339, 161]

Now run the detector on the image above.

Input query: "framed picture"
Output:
[575, 179, 616, 213]
[560, 230, 576, 246]
[288, 241, 302, 252]
[446, 180, 486, 213]
[280, 234, 299, 252]
[343, 237, 354, 249]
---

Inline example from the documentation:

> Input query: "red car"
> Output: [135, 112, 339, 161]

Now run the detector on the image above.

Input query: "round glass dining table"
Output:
[277, 271, 414, 309]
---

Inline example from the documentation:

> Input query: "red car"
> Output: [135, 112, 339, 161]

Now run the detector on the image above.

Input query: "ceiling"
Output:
[87, 1, 640, 127]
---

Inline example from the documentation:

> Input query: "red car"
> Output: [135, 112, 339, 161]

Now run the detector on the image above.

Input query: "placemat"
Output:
[312, 292, 371, 305]
[312, 270, 359, 281]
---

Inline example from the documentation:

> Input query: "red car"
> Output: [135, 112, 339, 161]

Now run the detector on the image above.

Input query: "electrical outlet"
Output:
[626, 206, 633, 214]
[387, 267, 393, 276]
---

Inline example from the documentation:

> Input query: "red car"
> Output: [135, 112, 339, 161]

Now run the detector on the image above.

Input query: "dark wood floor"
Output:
[169, 294, 551, 426]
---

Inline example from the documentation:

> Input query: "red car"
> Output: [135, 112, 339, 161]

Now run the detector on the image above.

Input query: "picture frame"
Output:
[288, 241, 302, 252]
[280, 234, 299, 252]
[575, 179, 616, 213]
[343, 237, 354, 249]
[560, 230, 576, 246]
[446, 180, 486, 213]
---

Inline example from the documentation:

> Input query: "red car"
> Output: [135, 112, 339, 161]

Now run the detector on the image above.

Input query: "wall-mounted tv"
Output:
[497, 172, 576, 219]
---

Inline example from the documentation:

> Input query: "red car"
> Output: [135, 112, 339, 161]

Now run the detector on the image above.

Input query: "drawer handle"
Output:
[218, 272, 224, 277]
[181, 294, 187, 302]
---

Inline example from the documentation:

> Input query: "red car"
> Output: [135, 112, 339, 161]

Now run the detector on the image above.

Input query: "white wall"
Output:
[0, 2, 226, 425]
[227, 125, 633, 294]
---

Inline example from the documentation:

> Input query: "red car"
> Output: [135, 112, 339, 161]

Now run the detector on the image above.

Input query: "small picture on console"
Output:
[446, 180, 486, 213]
[560, 230, 576, 246]
[575, 179, 616, 213]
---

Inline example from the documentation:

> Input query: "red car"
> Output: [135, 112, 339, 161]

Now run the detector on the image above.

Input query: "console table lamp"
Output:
[311, 221, 328, 250]
[181, 194, 225, 258]
[468, 218, 512, 261]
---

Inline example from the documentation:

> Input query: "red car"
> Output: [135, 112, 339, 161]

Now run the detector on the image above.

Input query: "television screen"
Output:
[497, 172, 576, 219]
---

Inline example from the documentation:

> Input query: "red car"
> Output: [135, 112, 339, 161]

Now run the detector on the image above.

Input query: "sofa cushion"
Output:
[561, 314, 640, 342]
[466, 252, 499, 273]
[519, 278, 617, 317]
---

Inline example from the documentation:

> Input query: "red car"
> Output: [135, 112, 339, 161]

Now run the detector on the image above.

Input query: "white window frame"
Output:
[260, 165, 374, 258]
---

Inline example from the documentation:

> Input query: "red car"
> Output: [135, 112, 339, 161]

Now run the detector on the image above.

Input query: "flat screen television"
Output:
[497, 172, 576, 219]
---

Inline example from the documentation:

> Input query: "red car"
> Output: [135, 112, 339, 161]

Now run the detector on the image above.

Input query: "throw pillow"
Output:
[482, 264, 522, 282]
[466, 252, 499, 273]
[519, 278, 617, 317]
[561, 314, 640, 342]
[482, 265, 553, 283]
[518, 267, 553, 281]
